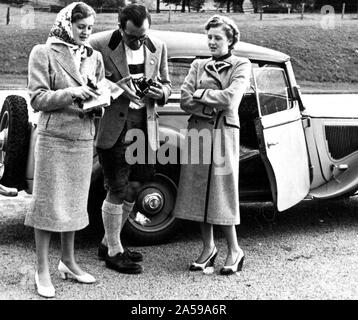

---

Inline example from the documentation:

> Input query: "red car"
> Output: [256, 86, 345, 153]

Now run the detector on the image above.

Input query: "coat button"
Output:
[150, 60, 154, 65]
[119, 112, 124, 117]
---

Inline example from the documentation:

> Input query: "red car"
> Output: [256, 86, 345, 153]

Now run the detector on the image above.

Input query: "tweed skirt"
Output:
[25, 133, 93, 232]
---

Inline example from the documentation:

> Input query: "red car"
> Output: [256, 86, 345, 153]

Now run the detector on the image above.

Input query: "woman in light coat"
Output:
[25, 2, 114, 298]
[174, 15, 251, 275]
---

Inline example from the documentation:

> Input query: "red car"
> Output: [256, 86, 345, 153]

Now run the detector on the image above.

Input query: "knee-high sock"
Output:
[102, 201, 134, 246]
[102, 200, 123, 257]
[121, 200, 135, 231]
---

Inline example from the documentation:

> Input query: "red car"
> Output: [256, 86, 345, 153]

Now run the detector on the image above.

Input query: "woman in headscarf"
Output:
[174, 15, 251, 275]
[25, 2, 116, 298]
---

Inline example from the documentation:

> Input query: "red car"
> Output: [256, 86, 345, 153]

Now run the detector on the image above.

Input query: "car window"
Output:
[252, 66, 294, 116]
[246, 63, 283, 94]
[168, 57, 195, 93]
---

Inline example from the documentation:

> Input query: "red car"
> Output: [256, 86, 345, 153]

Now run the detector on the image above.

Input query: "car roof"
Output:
[149, 30, 290, 63]
[92, 29, 290, 64]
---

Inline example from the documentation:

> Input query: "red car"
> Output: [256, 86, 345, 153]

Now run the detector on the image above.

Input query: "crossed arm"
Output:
[180, 59, 252, 117]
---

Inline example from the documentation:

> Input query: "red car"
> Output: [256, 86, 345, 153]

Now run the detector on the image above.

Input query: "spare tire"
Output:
[0, 95, 30, 190]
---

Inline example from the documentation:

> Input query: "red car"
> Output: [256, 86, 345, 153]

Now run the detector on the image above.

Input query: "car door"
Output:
[302, 94, 358, 199]
[253, 67, 310, 211]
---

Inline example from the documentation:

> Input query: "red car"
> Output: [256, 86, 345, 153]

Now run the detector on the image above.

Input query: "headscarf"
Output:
[46, 2, 93, 60]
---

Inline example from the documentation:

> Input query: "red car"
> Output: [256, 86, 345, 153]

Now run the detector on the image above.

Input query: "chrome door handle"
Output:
[267, 142, 279, 148]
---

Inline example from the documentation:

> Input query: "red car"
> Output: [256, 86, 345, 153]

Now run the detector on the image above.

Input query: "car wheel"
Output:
[85, 160, 181, 245]
[0, 95, 30, 190]
[123, 164, 181, 245]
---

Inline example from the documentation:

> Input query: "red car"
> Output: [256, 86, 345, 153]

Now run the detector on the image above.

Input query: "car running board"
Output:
[309, 160, 358, 199]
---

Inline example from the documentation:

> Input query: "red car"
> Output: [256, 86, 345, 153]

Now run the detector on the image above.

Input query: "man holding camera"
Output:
[90, 4, 171, 274]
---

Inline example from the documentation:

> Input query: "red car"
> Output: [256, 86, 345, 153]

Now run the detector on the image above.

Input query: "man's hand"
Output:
[116, 76, 141, 106]
[145, 82, 164, 100]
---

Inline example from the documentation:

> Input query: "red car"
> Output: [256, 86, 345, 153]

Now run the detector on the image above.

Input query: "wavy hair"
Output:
[204, 15, 240, 50]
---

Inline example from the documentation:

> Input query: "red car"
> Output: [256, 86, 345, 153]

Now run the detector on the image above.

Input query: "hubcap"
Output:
[142, 192, 163, 215]
[129, 173, 177, 233]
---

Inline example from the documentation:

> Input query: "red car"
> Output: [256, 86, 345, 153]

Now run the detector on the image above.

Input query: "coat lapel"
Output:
[109, 41, 130, 79]
[204, 60, 222, 88]
[215, 60, 232, 73]
[51, 44, 84, 85]
[144, 38, 158, 80]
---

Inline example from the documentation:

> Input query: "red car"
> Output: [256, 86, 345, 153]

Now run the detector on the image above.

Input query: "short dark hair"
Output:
[71, 2, 96, 23]
[119, 4, 151, 30]
[204, 15, 240, 50]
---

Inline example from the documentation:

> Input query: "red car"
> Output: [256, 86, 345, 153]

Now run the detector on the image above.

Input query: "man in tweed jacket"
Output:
[90, 4, 171, 274]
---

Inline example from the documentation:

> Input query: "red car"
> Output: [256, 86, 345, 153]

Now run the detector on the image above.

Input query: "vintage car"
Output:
[0, 29, 357, 244]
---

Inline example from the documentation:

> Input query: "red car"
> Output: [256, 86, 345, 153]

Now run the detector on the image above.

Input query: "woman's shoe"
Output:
[220, 249, 245, 275]
[189, 247, 218, 274]
[58, 261, 96, 284]
[34, 271, 55, 298]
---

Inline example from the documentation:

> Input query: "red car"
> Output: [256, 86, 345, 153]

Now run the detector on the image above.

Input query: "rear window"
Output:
[168, 57, 195, 93]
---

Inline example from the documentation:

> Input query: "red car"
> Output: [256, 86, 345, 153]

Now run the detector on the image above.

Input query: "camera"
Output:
[131, 77, 161, 98]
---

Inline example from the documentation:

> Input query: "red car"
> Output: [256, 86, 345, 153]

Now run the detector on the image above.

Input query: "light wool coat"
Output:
[174, 55, 251, 225]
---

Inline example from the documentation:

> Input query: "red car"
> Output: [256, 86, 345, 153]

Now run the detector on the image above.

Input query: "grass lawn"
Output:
[0, 4, 357, 90]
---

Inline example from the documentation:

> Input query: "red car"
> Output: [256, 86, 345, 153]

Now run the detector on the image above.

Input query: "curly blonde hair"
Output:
[204, 15, 240, 50]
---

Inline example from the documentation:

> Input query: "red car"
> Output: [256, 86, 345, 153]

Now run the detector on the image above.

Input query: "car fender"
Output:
[89, 125, 185, 186]
[158, 125, 186, 157]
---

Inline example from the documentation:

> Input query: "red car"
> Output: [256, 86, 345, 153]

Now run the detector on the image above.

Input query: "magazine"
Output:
[82, 79, 111, 112]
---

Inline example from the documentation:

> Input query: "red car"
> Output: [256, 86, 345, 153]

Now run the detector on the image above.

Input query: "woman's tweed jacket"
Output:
[25, 42, 105, 232]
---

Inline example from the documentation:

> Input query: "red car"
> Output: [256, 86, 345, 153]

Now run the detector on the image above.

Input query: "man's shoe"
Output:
[123, 248, 143, 263]
[105, 252, 143, 274]
[98, 243, 143, 262]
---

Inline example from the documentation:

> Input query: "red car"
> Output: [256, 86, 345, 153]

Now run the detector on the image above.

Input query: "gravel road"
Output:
[1, 192, 358, 300]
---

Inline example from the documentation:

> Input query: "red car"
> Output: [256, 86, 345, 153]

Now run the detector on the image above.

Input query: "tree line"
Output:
[71, 0, 358, 13]
[1, 0, 357, 13]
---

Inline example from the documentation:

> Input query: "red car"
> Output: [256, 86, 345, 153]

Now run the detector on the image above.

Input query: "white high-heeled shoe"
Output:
[58, 261, 96, 284]
[189, 247, 218, 274]
[34, 271, 55, 298]
[220, 248, 245, 275]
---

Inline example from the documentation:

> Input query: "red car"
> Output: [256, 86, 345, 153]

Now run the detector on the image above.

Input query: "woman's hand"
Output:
[68, 86, 99, 101]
